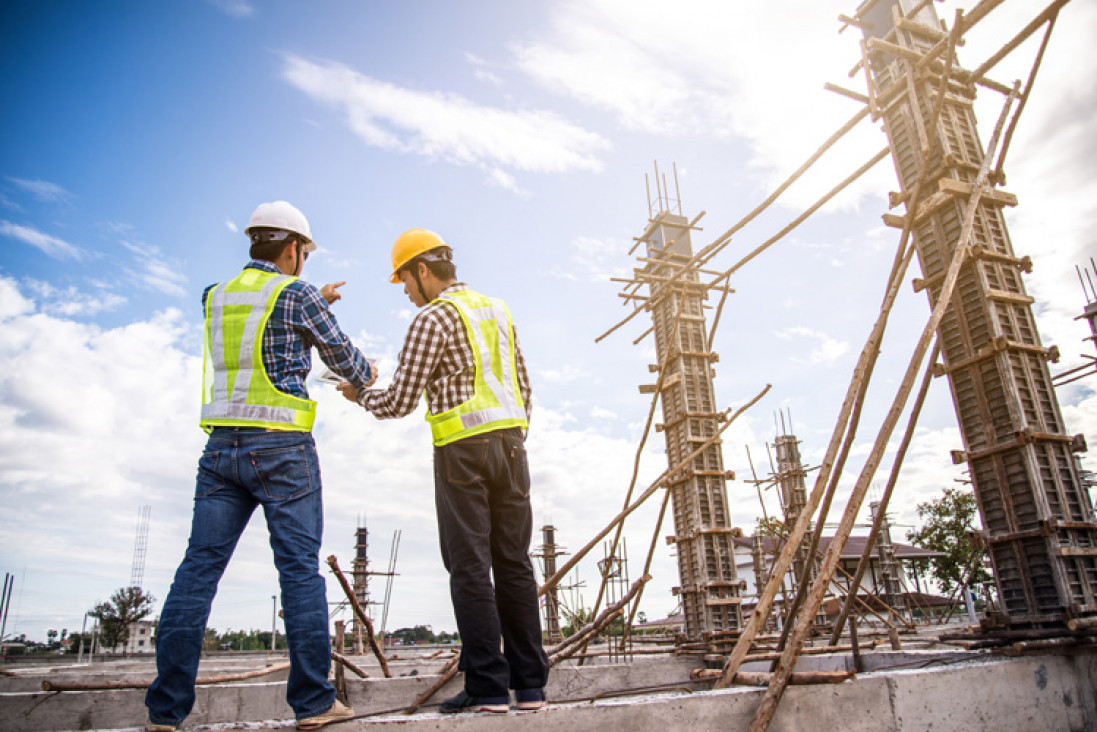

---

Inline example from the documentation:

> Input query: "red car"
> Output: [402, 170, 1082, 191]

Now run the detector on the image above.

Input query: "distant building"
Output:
[110, 620, 155, 654]
[733, 534, 947, 621]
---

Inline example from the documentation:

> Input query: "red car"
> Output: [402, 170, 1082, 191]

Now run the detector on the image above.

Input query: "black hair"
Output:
[408, 246, 456, 281]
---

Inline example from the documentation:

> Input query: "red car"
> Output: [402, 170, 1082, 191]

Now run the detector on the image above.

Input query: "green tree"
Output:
[89, 586, 156, 652]
[562, 608, 593, 638]
[906, 486, 991, 594]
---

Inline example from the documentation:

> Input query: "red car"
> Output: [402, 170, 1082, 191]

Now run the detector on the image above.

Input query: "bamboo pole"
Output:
[715, 233, 919, 690]
[578, 295, 688, 663]
[829, 340, 941, 645]
[538, 383, 772, 596]
[333, 620, 347, 703]
[331, 651, 370, 679]
[705, 147, 889, 352]
[549, 576, 649, 666]
[403, 657, 459, 715]
[598, 106, 871, 346]
[41, 662, 291, 692]
[992, 9, 1057, 183]
[623, 487, 672, 644]
[716, 12, 969, 688]
[778, 12, 962, 655]
[691, 668, 855, 686]
[326, 555, 392, 678]
[747, 82, 1023, 732]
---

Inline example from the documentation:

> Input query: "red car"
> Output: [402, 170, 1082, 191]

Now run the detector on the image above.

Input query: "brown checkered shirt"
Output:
[358, 283, 532, 422]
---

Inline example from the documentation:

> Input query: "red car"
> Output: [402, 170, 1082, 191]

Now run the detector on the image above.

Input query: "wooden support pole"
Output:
[690, 668, 855, 686]
[746, 82, 1023, 732]
[538, 384, 771, 596]
[403, 657, 460, 715]
[41, 662, 291, 692]
[597, 106, 870, 346]
[331, 651, 370, 679]
[849, 617, 863, 674]
[549, 575, 650, 666]
[326, 555, 392, 679]
[829, 339, 941, 645]
[333, 620, 347, 704]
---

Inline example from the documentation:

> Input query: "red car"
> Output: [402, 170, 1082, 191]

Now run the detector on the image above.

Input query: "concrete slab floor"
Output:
[3, 649, 1095, 732]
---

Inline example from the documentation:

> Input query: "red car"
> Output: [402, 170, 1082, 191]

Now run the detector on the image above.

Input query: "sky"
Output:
[1, 0, 1095, 645]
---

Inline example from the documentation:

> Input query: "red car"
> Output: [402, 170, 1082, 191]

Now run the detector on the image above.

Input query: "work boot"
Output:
[145, 721, 177, 732]
[439, 690, 509, 713]
[515, 687, 546, 711]
[296, 699, 354, 730]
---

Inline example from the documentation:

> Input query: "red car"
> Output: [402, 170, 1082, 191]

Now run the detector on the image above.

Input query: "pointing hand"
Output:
[320, 281, 347, 305]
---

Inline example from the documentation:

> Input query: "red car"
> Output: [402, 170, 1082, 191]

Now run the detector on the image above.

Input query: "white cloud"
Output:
[23, 279, 126, 317]
[775, 325, 850, 365]
[120, 240, 188, 297]
[511, 0, 886, 210]
[281, 54, 609, 182]
[551, 235, 634, 283]
[0, 220, 84, 260]
[537, 363, 588, 384]
[224, 219, 239, 234]
[485, 167, 527, 196]
[206, 0, 255, 19]
[465, 52, 504, 86]
[7, 177, 73, 204]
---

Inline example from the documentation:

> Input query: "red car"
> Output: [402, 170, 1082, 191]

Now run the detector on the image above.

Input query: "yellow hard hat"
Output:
[390, 228, 451, 283]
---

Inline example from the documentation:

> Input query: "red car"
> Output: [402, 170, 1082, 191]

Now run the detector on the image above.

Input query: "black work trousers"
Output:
[434, 427, 550, 698]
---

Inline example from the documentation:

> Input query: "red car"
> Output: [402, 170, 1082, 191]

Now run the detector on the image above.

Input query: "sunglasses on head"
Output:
[251, 229, 308, 259]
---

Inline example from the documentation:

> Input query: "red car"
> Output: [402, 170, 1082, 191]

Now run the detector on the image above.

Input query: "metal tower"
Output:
[130, 505, 151, 590]
[856, 0, 1097, 627]
[636, 164, 743, 651]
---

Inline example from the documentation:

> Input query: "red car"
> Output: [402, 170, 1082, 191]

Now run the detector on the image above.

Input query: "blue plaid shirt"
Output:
[203, 260, 371, 399]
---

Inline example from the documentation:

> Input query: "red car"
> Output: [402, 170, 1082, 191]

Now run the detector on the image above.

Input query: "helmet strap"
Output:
[412, 261, 430, 304]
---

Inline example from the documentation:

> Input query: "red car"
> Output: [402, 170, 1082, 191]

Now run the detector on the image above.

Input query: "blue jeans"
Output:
[434, 428, 549, 698]
[146, 428, 335, 724]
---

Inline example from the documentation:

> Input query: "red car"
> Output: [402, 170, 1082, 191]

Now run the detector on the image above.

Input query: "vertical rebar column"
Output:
[773, 435, 813, 589]
[533, 525, 565, 644]
[352, 525, 370, 653]
[642, 202, 742, 651]
[773, 433, 829, 629]
[869, 501, 906, 620]
[857, 0, 1097, 626]
[750, 531, 775, 632]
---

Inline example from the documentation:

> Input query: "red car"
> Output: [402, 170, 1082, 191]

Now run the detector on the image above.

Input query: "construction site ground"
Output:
[3, 629, 1096, 732]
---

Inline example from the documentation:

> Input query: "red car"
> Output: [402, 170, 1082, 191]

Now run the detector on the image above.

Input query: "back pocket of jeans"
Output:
[250, 445, 313, 501]
[196, 449, 224, 497]
[507, 440, 531, 499]
[442, 438, 490, 487]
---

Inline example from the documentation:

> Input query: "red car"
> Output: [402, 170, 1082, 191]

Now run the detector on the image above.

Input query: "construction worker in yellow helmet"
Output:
[338, 228, 550, 714]
[145, 201, 374, 732]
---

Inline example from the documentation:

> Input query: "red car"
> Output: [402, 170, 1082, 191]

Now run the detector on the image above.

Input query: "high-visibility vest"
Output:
[200, 268, 316, 432]
[426, 289, 528, 446]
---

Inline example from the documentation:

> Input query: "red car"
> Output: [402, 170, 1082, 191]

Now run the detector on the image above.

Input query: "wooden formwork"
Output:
[860, 0, 1097, 627]
[643, 210, 744, 650]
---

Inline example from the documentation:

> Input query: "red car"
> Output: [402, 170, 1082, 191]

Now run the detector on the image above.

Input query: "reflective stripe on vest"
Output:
[199, 269, 316, 432]
[426, 289, 528, 446]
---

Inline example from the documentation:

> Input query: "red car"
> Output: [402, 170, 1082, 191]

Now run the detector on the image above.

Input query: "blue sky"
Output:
[2, 0, 1095, 644]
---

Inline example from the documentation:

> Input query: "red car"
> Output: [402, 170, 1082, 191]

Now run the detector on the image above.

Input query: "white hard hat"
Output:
[245, 201, 316, 252]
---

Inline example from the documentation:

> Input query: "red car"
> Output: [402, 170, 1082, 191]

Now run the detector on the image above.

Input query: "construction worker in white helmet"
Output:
[145, 201, 374, 732]
[337, 228, 549, 714]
